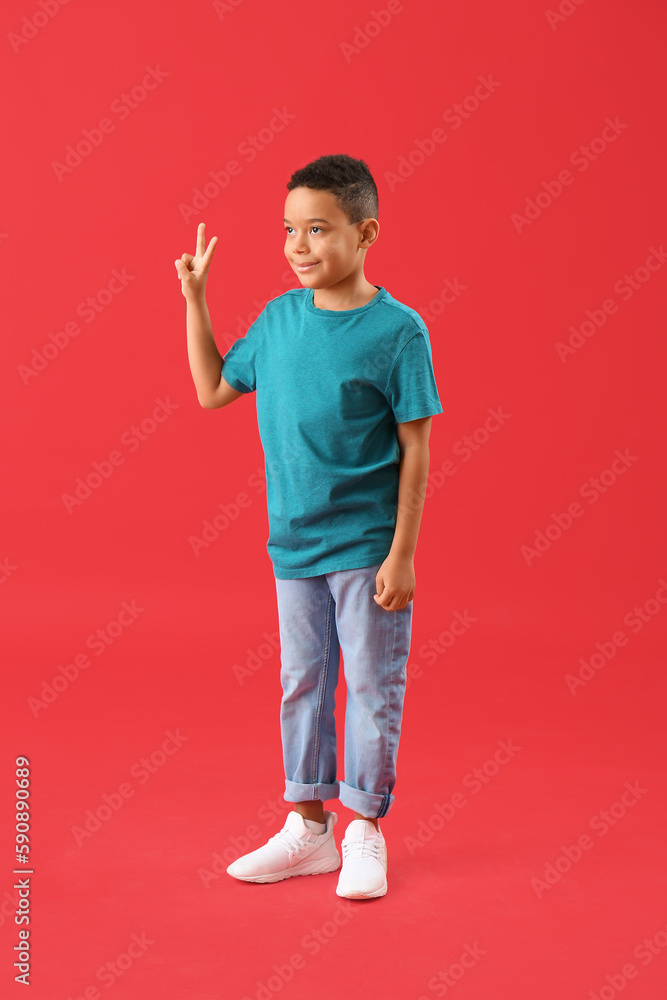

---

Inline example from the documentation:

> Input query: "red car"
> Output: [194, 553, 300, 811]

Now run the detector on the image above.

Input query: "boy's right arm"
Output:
[184, 296, 244, 409]
[175, 222, 244, 410]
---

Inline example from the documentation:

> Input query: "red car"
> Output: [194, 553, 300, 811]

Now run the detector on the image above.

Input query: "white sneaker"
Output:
[336, 819, 388, 899]
[226, 810, 340, 883]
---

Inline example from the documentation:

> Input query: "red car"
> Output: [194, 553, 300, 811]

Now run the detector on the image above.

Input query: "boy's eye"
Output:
[285, 226, 321, 235]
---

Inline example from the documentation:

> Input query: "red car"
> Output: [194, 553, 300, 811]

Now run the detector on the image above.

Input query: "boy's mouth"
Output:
[295, 262, 319, 272]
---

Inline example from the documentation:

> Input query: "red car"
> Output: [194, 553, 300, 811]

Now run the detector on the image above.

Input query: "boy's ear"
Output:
[360, 219, 380, 248]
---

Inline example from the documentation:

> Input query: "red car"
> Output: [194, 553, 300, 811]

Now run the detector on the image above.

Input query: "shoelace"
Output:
[341, 836, 384, 861]
[269, 828, 311, 858]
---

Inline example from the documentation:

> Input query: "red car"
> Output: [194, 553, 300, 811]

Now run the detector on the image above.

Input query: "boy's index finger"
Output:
[196, 221, 206, 257]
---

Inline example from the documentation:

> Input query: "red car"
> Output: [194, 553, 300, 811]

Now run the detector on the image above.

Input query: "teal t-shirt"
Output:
[220, 285, 443, 579]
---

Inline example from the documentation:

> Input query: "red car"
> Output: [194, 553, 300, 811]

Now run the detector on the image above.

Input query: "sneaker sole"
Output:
[336, 879, 387, 899]
[228, 855, 341, 884]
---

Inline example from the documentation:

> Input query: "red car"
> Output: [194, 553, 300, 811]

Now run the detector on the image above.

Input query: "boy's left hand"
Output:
[374, 554, 415, 610]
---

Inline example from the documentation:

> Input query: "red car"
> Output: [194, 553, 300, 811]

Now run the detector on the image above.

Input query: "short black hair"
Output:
[286, 154, 378, 225]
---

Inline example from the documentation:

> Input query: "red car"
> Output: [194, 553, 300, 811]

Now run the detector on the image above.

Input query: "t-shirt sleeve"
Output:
[220, 309, 266, 394]
[384, 329, 443, 422]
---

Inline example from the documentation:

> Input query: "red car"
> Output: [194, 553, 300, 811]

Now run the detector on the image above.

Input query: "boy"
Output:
[175, 154, 442, 899]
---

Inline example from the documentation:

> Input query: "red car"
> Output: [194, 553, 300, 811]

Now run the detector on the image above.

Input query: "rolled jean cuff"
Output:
[339, 781, 394, 819]
[284, 779, 340, 803]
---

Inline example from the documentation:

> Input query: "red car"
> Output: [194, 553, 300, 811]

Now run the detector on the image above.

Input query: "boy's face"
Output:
[283, 186, 377, 288]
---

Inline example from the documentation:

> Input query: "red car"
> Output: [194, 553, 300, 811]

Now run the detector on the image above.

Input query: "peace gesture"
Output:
[174, 222, 218, 302]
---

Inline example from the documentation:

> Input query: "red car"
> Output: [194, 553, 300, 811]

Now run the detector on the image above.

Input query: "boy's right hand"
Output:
[174, 222, 218, 302]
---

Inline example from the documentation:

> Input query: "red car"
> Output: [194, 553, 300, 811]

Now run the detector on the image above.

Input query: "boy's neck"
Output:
[311, 275, 379, 311]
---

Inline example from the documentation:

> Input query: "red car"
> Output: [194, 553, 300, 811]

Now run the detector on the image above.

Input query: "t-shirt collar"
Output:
[305, 285, 386, 317]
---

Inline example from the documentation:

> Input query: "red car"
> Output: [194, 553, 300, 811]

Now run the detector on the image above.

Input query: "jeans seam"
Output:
[310, 590, 334, 790]
[379, 609, 399, 790]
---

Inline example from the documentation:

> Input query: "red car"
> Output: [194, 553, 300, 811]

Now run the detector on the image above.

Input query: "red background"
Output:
[2, 0, 666, 997]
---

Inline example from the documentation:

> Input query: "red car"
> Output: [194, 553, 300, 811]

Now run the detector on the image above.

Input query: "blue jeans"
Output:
[274, 562, 413, 819]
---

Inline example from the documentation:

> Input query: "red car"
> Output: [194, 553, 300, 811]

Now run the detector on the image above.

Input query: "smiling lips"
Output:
[295, 261, 319, 271]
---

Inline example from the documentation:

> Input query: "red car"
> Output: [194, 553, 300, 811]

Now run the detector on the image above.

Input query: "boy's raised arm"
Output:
[175, 222, 244, 410]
